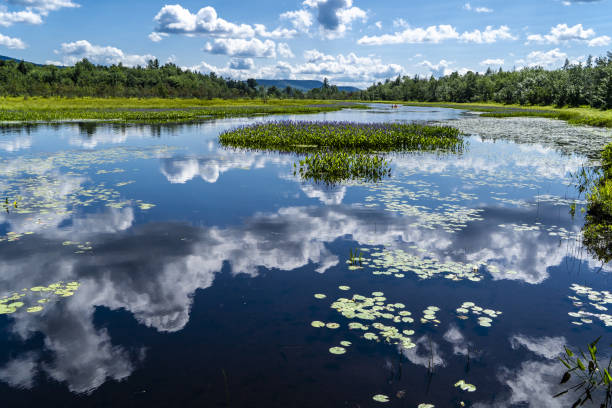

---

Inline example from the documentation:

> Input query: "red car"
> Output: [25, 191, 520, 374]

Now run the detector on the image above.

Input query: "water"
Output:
[0, 105, 610, 407]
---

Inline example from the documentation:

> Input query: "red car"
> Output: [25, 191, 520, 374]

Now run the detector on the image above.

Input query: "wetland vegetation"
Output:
[219, 121, 463, 183]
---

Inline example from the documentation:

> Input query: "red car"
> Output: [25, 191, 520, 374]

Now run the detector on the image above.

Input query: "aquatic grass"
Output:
[294, 151, 391, 184]
[0, 105, 351, 124]
[219, 121, 463, 152]
[220, 121, 463, 184]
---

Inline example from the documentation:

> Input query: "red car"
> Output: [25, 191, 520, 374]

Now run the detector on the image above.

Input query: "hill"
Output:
[255, 79, 361, 93]
[0, 55, 44, 66]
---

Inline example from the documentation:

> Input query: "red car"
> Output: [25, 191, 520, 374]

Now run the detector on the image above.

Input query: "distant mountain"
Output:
[255, 79, 361, 93]
[0, 55, 44, 66]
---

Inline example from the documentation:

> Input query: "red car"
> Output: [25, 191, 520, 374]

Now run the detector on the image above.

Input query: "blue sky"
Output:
[0, 0, 611, 87]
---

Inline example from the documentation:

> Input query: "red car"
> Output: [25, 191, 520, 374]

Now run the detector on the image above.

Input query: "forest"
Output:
[1, 53, 612, 110]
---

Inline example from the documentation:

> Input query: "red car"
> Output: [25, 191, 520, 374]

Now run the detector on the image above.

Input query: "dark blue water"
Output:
[0, 105, 609, 407]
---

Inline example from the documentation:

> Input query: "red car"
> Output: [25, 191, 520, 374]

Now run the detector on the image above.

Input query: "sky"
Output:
[0, 0, 611, 87]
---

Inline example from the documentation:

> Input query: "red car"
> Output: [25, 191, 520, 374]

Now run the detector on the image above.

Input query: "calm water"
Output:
[0, 105, 610, 407]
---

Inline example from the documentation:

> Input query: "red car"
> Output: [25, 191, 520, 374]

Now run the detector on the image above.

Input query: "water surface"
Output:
[0, 105, 610, 407]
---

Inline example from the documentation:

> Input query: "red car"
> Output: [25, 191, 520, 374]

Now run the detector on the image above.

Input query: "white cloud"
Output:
[420, 59, 454, 77]
[6, 0, 79, 14]
[480, 58, 504, 66]
[358, 24, 515, 45]
[527, 23, 609, 47]
[254, 24, 297, 39]
[204, 38, 277, 58]
[375, 21, 382, 29]
[54, 40, 155, 67]
[154, 4, 255, 37]
[460, 26, 515, 43]
[154, 5, 295, 40]
[588, 35, 611, 46]
[148, 32, 168, 42]
[189, 50, 403, 88]
[304, 48, 335, 62]
[277, 42, 295, 58]
[279, 9, 313, 32]
[523, 48, 568, 67]
[0, 8, 42, 26]
[0, 32, 26, 49]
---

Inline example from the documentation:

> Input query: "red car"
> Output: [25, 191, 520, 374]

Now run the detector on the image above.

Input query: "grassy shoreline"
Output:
[0, 97, 366, 124]
[393, 101, 612, 128]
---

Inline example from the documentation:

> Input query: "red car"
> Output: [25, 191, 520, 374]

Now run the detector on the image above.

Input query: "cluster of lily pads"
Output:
[498, 223, 578, 241]
[568, 284, 612, 327]
[365, 182, 485, 233]
[456, 302, 502, 327]
[361, 247, 486, 282]
[313, 289, 419, 351]
[219, 121, 463, 184]
[0, 281, 80, 315]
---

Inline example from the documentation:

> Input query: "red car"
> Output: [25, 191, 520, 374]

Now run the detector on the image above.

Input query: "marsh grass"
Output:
[220, 121, 463, 184]
[0, 97, 367, 124]
[219, 121, 463, 152]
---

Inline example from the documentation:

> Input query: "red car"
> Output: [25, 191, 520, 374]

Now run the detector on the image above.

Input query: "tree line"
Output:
[360, 53, 612, 109]
[1, 53, 612, 109]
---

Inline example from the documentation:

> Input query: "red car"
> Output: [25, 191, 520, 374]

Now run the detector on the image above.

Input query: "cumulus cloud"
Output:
[277, 42, 294, 58]
[154, 4, 295, 40]
[54, 40, 155, 66]
[520, 48, 568, 68]
[527, 23, 610, 47]
[0, 8, 42, 26]
[148, 32, 168, 42]
[204, 38, 277, 58]
[358, 24, 515, 45]
[0, 32, 26, 48]
[190, 49, 403, 87]
[254, 24, 297, 39]
[280, 9, 313, 32]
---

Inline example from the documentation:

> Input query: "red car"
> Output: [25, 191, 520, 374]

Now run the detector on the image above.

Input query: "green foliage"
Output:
[580, 141, 612, 263]
[219, 121, 463, 184]
[294, 151, 391, 184]
[556, 337, 612, 407]
[362, 55, 612, 110]
[218, 121, 463, 152]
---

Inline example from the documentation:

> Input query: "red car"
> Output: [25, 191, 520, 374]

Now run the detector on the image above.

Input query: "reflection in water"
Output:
[0, 200, 605, 393]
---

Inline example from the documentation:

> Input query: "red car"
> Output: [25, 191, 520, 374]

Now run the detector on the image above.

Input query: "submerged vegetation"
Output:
[220, 121, 463, 183]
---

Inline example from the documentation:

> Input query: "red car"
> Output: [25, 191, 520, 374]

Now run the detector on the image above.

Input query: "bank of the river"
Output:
[0, 97, 367, 123]
[394, 101, 612, 128]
